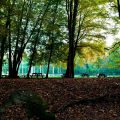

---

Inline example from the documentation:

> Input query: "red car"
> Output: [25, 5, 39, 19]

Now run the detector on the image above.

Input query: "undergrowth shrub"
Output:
[25, 92, 55, 120]
[0, 89, 55, 120]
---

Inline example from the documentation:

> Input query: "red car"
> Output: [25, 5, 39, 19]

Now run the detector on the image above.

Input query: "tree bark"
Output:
[117, 0, 120, 18]
[27, 50, 35, 78]
[27, 30, 39, 78]
[65, 0, 79, 78]
[27, 2, 51, 78]
[45, 2, 58, 78]
[46, 40, 54, 78]
[0, 3, 11, 78]
[8, 14, 12, 78]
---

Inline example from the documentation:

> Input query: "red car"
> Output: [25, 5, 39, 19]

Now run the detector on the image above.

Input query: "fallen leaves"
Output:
[0, 78, 120, 119]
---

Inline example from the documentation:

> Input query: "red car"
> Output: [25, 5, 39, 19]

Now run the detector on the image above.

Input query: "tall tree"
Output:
[65, 0, 79, 78]
[27, 1, 51, 78]
[6, 0, 51, 78]
[0, 0, 16, 78]
[64, 0, 108, 78]
[45, 1, 59, 78]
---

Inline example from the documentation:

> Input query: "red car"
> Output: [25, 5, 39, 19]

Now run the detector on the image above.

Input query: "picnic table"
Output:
[31, 73, 44, 78]
[97, 73, 107, 78]
[81, 73, 89, 78]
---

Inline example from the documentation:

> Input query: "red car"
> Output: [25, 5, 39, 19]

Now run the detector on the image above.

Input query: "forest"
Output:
[1, 0, 120, 120]
[0, 0, 120, 78]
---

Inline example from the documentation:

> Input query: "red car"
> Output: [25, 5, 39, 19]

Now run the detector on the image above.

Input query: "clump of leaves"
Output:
[0, 89, 55, 120]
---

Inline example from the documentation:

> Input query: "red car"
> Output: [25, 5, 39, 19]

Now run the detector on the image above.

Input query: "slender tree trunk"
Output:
[46, 42, 53, 78]
[45, 2, 58, 78]
[65, 0, 79, 78]
[0, 9, 11, 78]
[8, 15, 12, 78]
[27, 55, 34, 78]
[14, 0, 32, 75]
[7, 0, 16, 78]
[27, 42, 37, 78]
[0, 40, 6, 78]
[8, 0, 25, 78]
[16, 57, 22, 74]
[26, 2, 51, 78]
[117, 0, 120, 18]
[27, 29, 40, 78]
[9, 0, 33, 78]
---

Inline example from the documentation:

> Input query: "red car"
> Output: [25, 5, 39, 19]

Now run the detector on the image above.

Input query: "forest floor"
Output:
[0, 78, 120, 120]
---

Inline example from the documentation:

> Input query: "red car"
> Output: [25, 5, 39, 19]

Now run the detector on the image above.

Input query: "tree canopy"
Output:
[0, 0, 119, 78]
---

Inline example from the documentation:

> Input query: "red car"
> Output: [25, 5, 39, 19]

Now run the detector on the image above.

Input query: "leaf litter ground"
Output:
[0, 78, 120, 120]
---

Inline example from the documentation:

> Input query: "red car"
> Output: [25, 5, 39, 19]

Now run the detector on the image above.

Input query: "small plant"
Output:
[25, 93, 55, 120]
[0, 89, 55, 120]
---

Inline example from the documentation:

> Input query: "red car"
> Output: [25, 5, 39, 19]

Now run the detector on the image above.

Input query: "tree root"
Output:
[54, 93, 120, 113]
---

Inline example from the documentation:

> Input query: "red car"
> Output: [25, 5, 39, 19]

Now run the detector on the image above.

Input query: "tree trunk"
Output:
[65, 0, 79, 78]
[27, 2, 51, 78]
[0, 9, 11, 78]
[0, 40, 6, 78]
[27, 29, 40, 78]
[117, 0, 120, 18]
[46, 42, 53, 78]
[46, 2, 58, 78]
[8, 0, 25, 78]
[27, 56, 34, 78]
[65, 47, 75, 78]
[8, 16, 13, 78]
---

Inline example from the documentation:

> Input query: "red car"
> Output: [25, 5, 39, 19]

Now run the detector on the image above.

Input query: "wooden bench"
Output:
[81, 73, 89, 78]
[2, 75, 8, 78]
[31, 73, 44, 78]
[61, 74, 65, 78]
[97, 73, 107, 78]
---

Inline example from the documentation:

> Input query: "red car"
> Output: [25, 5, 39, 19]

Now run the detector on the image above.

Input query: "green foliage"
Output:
[75, 40, 106, 67]
[106, 46, 120, 68]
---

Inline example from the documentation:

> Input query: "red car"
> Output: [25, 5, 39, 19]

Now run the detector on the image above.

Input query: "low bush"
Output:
[0, 89, 55, 120]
